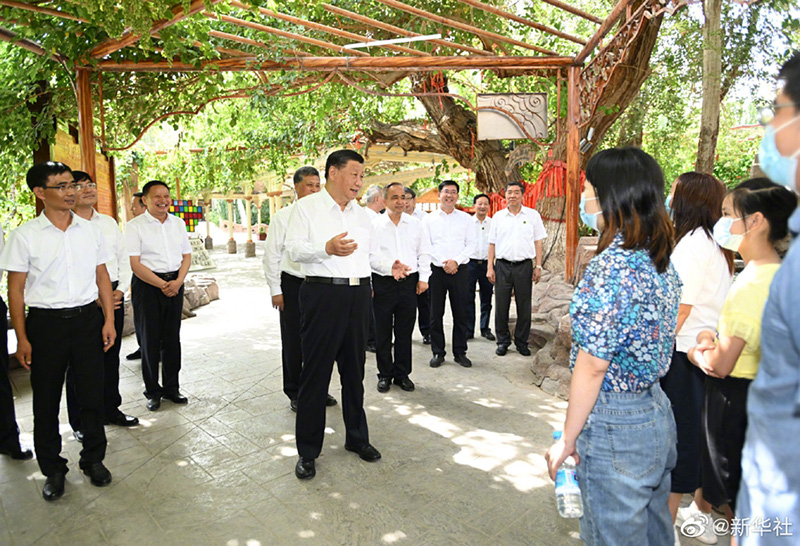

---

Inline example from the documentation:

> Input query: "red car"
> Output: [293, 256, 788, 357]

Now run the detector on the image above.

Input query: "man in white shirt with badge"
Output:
[126, 180, 192, 412]
[285, 150, 409, 480]
[263, 166, 337, 412]
[487, 181, 547, 357]
[467, 193, 495, 342]
[65, 171, 139, 439]
[371, 183, 432, 393]
[422, 180, 477, 369]
[405, 187, 431, 344]
[0, 161, 116, 501]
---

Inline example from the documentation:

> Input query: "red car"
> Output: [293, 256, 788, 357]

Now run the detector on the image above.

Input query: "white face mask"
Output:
[713, 216, 747, 252]
[759, 114, 800, 193]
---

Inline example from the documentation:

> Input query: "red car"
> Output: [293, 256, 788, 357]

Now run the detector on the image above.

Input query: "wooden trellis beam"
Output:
[541, 0, 603, 25]
[575, 0, 636, 63]
[0, 0, 87, 22]
[208, 29, 311, 57]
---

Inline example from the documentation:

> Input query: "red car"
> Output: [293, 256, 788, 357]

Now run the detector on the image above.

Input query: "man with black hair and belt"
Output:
[404, 187, 431, 344]
[467, 193, 495, 342]
[126, 180, 191, 412]
[286, 149, 409, 480]
[263, 166, 337, 412]
[0, 161, 116, 501]
[125, 192, 146, 362]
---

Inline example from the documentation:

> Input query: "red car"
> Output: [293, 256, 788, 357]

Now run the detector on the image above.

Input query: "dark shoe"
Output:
[105, 413, 139, 427]
[429, 354, 445, 368]
[481, 330, 496, 341]
[366, 343, 377, 353]
[345, 443, 382, 462]
[73, 430, 84, 443]
[126, 349, 141, 360]
[0, 444, 33, 460]
[496, 345, 508, 356]
[146, 397, 161, 411]
[295, 457, 316, 480]
[377, 377, 391, 393]
[326, 394, 338, 407]
[42, 473, 65, 501]
[290, 399, 298, 412]
[393, 377, 415, 392]
[517, 345, 532, 357]
[422, 334, 431, 345]
[455, 355, 473, 368]
[163, 392, 188, 404]
[82, 462, 112, 487]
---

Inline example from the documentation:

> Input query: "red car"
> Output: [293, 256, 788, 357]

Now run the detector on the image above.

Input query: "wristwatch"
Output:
[534, 265, 543, 270]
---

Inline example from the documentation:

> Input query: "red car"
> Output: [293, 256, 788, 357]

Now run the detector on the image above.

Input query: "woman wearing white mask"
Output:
[662, 172, 734, 544]
[688, 180, 796, 530]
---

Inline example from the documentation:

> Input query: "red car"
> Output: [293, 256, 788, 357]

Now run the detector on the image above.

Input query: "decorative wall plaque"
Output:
[477, 93, 547, 141]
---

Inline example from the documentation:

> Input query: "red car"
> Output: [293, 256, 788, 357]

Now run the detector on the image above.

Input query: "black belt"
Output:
[154, 271, 180, 281]
[374, 272, 419, 283]
[28, 302, 96, 319]
[111, 280, 119, 291]
[470, 259, 488, 264]
[281, 272, 304, 282]
[432, 264, 467, 271]
[305, 276, 370, 286]
[498, 258, 531, 266]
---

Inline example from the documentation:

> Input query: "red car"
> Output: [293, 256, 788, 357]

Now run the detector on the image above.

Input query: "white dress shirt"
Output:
[0, 212, 110, 309]
[365, 206, 381, 222]
[126, 210, 192, 273]
[89, 210, 131, 293]
[421, 207, 477, 267]
[488, 206, 547, 261]
[372, 213, 432, 282]
[285, 189, 394, 278]
[471, 216, 492, 260]
[263, 203, 305, 297]
[411, 208, 426, 221]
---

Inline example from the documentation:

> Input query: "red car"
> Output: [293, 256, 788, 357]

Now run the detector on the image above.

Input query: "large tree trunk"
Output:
[695, 0, 723, 173]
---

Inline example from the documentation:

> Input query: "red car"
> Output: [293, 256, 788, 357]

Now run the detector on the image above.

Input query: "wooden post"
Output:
[244, 196, 253, 243]
[76, 68, 96, 182]
[226, 198, 236, 254]
[175, 175, 181, 200]
[565, 65, 581, 282]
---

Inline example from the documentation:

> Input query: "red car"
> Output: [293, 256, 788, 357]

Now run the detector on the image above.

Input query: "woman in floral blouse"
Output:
[546, 147, 682, 545]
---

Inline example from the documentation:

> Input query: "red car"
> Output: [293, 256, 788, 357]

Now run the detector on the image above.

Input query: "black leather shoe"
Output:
[366, 343, 377, 353]
[455, 355, 472, 368]
[496, 345, 508, 356]
[125, 349, 141, 360]
[82, 462, 112, 487]
[481, 330, 496, 341]
[295, 457, 316, 480]
[42, 473, 65, 501]
[105, 413, 139, 427]
[377, 377, 391, 392]
[345, 443, 381, 462]
[325, 394, 338, 407]
[429, 354, 445, 368]
[0, 444, 33, 460]
[517, 345, 532, 357]
[146, 397, 161, 411]
[290, 399, 298, 412]
[163, 392, 188, 404]
[393, 377, 415, 392]
[74, 430, 84, 443]
[422, 335, 431, 345]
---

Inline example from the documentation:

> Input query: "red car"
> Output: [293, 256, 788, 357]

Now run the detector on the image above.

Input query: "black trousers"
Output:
[429, 265, 469, 357]
[0, 297, 23, 452]
[27, 306, 106, 476]
[131, 275, 184, 399]
[66, 294, 125, 430]
[467, 259, 493, 335]
[416, 290, 431, 337]
[372, 273, 418, 380]
[279, 272, 303, 401]
[296, 282, 370, 459]
[494, 259, 533, 348]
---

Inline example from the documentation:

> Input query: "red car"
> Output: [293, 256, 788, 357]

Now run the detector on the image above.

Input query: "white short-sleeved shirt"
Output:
[671, 228, 733, 352]
[372, 213, 432, 282]
[411, 208, 426, 222]
[285, 189, 394, 278]
[263, 203, 304, 297]
[471, 216, 491, 260]
[126, 210, 191, 273]
[0, 212, 110, 309]
[488, 206, 547, 261]
[89, 210, 131, 293]
[422, 208, 477, 267]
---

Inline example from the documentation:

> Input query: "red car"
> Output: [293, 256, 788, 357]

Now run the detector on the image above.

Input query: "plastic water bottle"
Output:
[553, 431, 583, 518]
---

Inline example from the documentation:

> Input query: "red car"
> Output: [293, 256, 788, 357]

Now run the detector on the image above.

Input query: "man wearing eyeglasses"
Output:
[0, 161, 116, 501]
[422, 180, 477, 369]
[64, 171, 139, 443]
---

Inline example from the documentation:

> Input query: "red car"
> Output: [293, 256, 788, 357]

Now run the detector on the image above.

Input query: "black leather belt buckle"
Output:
[306, 276, 370, 286]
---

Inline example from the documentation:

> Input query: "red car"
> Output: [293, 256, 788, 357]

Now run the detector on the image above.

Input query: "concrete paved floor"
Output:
[0, 244, 720, 546]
